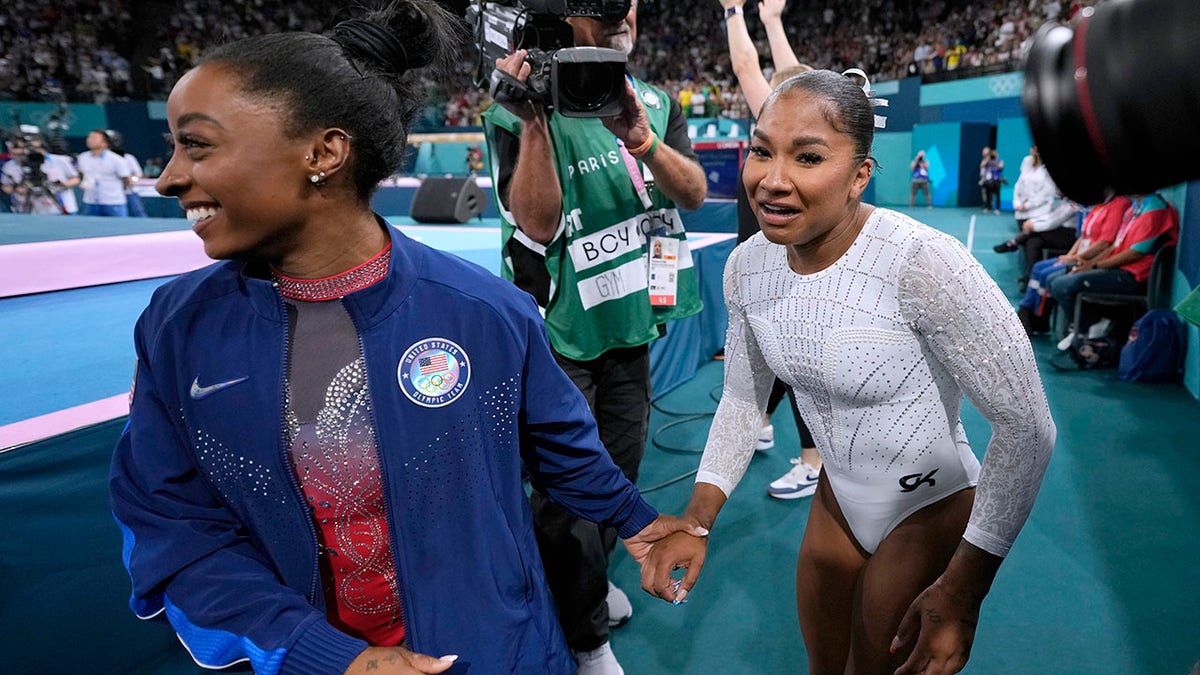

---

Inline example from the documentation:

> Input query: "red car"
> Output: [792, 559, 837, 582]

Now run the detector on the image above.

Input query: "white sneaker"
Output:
[756, 424, 775, 451]
[606, 581, 632, 628]
[573, 641, 625, 675]
[1057, 331, 1076, 351]
[767, 458, 819, 500]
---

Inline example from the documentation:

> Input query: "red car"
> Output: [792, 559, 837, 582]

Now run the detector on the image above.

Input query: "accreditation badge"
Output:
[647, 236, 678, 306]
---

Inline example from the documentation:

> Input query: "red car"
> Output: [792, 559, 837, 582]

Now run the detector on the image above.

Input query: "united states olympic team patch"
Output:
[398, 338, 471, 408]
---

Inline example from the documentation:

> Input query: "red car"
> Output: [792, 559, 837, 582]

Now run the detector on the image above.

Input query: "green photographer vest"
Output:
[483, 78, 702, 362]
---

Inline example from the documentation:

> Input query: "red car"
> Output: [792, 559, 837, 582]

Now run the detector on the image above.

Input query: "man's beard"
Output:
[604, 29, 633, 55]
[607, 32, 634, 56]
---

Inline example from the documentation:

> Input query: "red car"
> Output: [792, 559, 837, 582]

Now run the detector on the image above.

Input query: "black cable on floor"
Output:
[637, 468, 699, 493]
[641, 381, 725, 493]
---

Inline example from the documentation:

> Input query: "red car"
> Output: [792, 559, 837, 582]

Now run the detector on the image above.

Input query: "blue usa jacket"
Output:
[109, 224, 659, 674]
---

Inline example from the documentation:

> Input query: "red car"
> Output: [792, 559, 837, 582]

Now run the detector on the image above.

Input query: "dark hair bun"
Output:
[330, 18, 414, 75]
[330, 0, 457, 77]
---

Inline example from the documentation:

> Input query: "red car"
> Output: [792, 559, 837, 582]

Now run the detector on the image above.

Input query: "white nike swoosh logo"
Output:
[190, 376, 249, 400]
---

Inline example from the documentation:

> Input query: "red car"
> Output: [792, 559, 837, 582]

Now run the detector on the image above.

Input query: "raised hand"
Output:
[601, 80, 653, 150]
[760, 0, 787, 22]
[493, 50, 542, 122]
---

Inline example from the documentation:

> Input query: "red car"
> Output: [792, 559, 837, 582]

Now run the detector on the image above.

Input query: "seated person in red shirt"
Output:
[1049, 192, 1178, 343]
[1017, 195, 1130, 334]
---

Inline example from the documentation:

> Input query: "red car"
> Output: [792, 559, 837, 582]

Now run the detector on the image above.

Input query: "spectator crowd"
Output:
[1, 0, 1110, 123]
[0, 0, 135, 102]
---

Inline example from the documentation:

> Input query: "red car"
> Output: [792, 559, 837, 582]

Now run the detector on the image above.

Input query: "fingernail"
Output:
[694, 527, 709, 536]
[440, 655, 459, 662]
[889, 637, 899, 653]
[676, 588, 689, 603]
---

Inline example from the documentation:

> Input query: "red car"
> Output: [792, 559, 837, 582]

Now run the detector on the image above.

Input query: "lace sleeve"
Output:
[696, 244, 778, 496]
[898, 232, 1056, 557]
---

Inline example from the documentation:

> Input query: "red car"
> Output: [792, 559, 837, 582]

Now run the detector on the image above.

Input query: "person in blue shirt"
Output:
[910, 150, 931, 207]
[979, 148, 1004, 213]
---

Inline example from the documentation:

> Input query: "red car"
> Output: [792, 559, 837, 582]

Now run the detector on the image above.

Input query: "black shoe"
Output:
[1018, 307, 1050, 335]
[993, 241, 1018, 253]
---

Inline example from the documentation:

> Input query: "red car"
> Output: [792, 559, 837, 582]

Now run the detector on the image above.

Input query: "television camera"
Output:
[467, 0, 632, 118]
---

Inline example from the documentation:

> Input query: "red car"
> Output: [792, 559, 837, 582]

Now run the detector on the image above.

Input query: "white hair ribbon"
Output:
[842, 68, 889, 129]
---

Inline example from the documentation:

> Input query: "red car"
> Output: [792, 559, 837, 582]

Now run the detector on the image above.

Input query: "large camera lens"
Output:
[552, 47, 627, 118]
[1022, 0, 1200, 205]
[556, 62, 623, 114]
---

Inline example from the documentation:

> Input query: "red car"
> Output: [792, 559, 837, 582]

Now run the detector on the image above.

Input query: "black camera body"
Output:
[21, 150, 48, 188]
[5, 134, 49, 189]
[468, 0, 630, 118]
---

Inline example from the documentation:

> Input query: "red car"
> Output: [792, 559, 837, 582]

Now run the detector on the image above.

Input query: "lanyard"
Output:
[616, 74, 654, 211]
[1114, 199, 1142, 247]
[616, 139, 653, 210]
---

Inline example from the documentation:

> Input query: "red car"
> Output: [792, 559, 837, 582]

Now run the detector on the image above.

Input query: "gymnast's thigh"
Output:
[796, 473, 868, 675]
[846, 487, 976, 675]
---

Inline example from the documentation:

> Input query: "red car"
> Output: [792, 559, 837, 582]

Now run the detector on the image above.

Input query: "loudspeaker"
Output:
[409, 177, 486, 223]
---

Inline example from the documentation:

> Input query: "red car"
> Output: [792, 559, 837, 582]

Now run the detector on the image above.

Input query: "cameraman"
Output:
[482, 2, 707, 672]
[1, 138, 81, 215]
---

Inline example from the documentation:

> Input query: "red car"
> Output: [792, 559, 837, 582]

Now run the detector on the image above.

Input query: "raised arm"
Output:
[760, 0, 801, 72]
[602, 82, 707, 210]
[495, 50, 563, 244]
[719, 0, 773, 117]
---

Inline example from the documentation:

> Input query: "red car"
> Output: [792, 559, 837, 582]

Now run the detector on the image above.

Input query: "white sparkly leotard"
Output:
[698, 208, 1055, 556]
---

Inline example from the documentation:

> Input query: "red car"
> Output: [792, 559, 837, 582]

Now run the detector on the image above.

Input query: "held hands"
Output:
[601, 81, 653, 151]
[625, 516, 710, 605]
[345, 647, 457, 675]
[1072, 258, 1097, 273]
[890, 577, 981, 675]
[623, 515, 709, 566]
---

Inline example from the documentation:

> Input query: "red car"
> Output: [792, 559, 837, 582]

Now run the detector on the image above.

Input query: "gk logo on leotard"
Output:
[899, 468, 939, 493]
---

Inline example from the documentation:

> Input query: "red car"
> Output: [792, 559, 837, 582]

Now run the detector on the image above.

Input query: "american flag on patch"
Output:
[419, 353, 449, 375]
